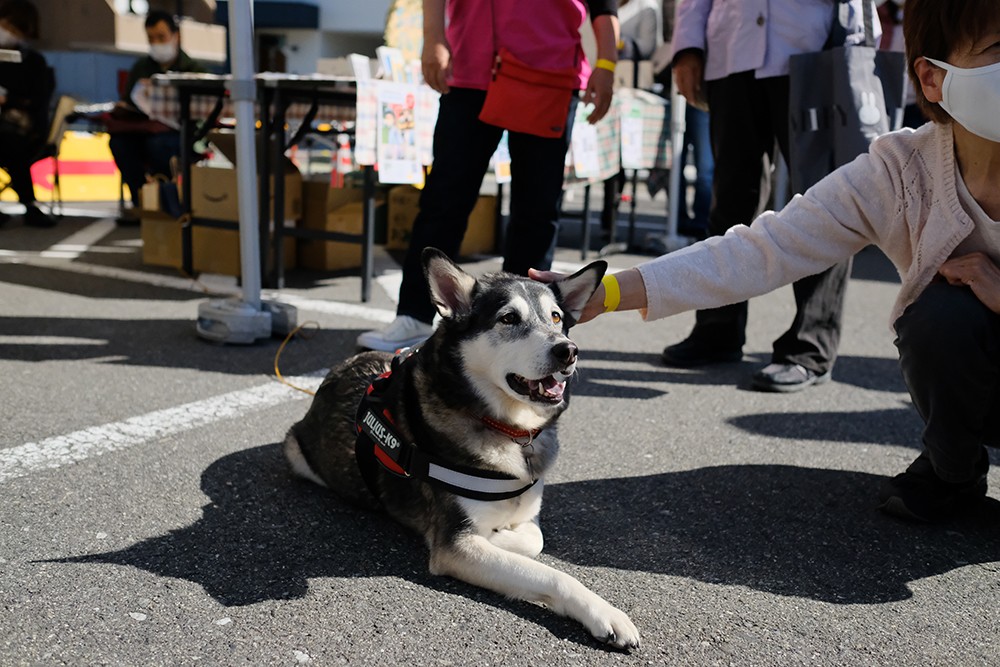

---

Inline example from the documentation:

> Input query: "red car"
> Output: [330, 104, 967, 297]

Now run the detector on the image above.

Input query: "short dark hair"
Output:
[0, 0, 40, 40]
[904, 0, 1000, 124]
[145, 9, 178, 33]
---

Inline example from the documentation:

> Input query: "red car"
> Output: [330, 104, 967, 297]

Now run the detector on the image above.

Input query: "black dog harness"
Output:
[354, 349, 539, 502]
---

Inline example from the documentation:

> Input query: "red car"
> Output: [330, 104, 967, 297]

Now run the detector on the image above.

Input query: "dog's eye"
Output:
[551, 311, 562, 324]
[498, 312, 520, 325]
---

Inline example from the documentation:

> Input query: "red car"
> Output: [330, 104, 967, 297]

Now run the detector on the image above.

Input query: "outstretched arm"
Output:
[529, 267, 648, 324]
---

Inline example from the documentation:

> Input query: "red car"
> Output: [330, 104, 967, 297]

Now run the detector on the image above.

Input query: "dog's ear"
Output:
[552, 260, 607, 323]
[423, 247, 477, 319]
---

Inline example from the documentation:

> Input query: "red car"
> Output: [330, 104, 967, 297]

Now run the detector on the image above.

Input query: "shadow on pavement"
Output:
[579, 351, 906, 396]
[543, 466, 1000, 604]
[0, 263, 198, 301]
[728, 405, 923, 449]
[49, 445, 1000, 617]
[0, 316, 361, 376]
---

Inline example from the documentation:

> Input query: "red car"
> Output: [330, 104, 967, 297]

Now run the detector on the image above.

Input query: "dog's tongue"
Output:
[531, 375, 565, 399]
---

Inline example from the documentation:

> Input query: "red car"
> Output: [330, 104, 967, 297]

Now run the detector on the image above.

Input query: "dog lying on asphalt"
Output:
[283, 248, 639, 650]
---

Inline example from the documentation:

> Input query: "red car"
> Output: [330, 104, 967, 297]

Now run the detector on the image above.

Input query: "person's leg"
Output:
[600, 174, 620, 240]
[755, 75, 851, 390]
[357, 89, 503, 352]
[663, 72, 774, 365]
[502, 97, 577, 276]
[144, 131, 182, 180]
[0, 132, 54, 227]
[684, 105, 713, 238]
[0, 135, 38, 206]
[881, 281, 997, 521]
[397, 88, 503, 322]
[108, 132, 149, 203]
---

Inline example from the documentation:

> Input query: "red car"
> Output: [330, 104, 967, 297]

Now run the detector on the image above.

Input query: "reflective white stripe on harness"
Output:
[426, 462, 534, 496]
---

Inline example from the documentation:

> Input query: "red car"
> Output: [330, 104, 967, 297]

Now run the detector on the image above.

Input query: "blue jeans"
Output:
[109, 131, 181, 203]
[676, 105, 713, 237]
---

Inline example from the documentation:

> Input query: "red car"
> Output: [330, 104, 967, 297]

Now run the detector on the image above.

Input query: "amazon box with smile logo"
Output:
[186, 130, 302, 275]
[190, 130, 303, 224]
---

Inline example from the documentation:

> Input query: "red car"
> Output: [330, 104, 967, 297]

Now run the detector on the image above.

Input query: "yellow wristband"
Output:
[595, 58, 617, 73]
[602, 274, 621, 313]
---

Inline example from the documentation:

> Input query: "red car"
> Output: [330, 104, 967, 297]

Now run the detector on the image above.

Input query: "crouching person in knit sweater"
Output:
[532, 0, 1000, 523]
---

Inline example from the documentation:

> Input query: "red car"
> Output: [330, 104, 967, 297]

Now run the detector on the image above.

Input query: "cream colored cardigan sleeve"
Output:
[635, 129, 923, 323]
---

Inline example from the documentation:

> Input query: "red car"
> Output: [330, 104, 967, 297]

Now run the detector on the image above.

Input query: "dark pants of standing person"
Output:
[692, 71, 851, 374]
[895, 281, 999, 483]
[397, 87, 577, 325]
[676, 104, 713, 238]
[109, 130, 181, 204]
[0, 131, 41, 207]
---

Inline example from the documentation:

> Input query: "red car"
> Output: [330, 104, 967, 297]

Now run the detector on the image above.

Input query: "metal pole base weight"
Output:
[261, 300, 298, 338]
[196, 298, 273, 344]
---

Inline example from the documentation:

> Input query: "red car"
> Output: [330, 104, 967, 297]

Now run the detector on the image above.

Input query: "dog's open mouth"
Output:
[506, 373, 566, 404]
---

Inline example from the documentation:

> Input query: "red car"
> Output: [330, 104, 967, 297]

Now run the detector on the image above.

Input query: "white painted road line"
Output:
[0, 372, 326, 484]
[41, 220, 118, 258]
[275, 294, 396, 323]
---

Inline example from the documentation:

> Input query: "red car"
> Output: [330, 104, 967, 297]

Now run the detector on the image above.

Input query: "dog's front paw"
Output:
[487, 521, 543, 557]
[584, 603, 640, 651]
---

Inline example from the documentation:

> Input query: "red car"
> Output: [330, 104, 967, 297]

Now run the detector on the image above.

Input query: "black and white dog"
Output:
[284, 248, 639, 650]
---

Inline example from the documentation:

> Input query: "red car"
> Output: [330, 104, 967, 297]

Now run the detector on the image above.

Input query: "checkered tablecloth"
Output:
[134, 77, 357, 132]
[564, 89, 673, 185]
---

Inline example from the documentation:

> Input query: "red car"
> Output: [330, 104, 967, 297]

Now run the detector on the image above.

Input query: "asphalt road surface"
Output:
[1, 209, 998, 666]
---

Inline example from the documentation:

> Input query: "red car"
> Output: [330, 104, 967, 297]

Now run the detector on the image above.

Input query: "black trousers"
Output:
[0, 131, 40, 206]
[397, 88, 576, 324]
[695, 71, 850, 374]
[895, 282, 1000, 482]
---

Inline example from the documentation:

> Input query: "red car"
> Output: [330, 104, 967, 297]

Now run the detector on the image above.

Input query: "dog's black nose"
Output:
[552, 341, 578, 366]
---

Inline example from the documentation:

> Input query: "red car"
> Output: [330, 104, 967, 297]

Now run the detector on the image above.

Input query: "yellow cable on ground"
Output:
[274, 320, 320, 396]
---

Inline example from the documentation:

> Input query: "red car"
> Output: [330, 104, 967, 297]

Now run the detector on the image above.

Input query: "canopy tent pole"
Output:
[196, 0, 295, 343]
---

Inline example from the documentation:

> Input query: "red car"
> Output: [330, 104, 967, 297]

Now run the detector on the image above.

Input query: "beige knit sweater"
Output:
[636, 121, 975, 330]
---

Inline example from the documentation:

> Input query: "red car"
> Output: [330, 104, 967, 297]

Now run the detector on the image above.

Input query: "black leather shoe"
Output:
[878, 450, 989, 522]
[751, 363, 832, 393]
[23, 205, 56, 228]
[662, 337, 743, 367]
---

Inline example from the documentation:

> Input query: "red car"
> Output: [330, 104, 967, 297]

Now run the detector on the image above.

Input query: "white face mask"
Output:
[149, 40, 178, 65]
[925, 56, 1000, 143]
[0, 25, 19, 48]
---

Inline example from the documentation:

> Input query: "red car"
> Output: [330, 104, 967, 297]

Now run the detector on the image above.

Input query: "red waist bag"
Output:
[478, 47, 579, 138]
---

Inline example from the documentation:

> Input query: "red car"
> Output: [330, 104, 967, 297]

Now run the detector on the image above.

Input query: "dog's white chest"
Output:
[459, 481, 543, 533]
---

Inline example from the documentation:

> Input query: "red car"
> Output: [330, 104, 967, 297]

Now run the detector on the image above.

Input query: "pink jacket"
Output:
[636, 122, 974, 330]
[446, 0, 592, 90]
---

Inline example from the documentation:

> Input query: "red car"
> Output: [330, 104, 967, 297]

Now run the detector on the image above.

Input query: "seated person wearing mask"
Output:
[108, 9, 204, 225]
[0, 0, 55, 228]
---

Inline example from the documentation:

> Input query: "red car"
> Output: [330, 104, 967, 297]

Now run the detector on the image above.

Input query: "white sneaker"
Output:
[356, 315, 434, 352]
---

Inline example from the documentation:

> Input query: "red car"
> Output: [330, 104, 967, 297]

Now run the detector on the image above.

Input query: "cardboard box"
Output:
[298, 200, 388, 272]
[387, 185, 496, 256]
[140, 210, 295, 277]
[298, 202, 363, 272]
[140, 211, 182, 269]
[33, 0, 226, 63]
[191, 129, 304, 223]
[191, 226, 296, 278]
[190, 164, 303, 224]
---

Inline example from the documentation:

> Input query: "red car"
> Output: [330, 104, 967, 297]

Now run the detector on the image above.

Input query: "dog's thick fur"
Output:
[284, 248, 639, 649]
